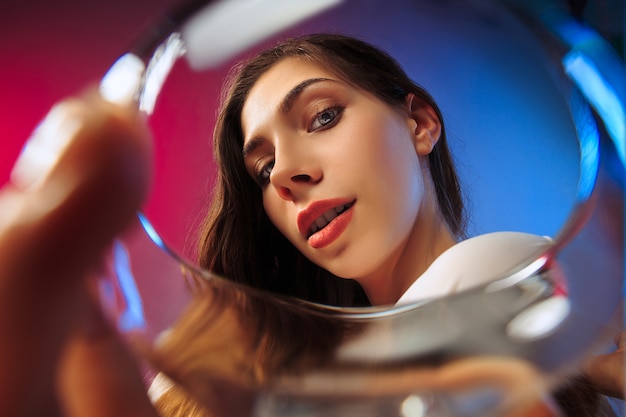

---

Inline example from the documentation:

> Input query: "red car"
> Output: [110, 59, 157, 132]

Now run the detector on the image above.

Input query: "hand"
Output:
[582, 330, 626, 399]
[0, 91, 157, 416]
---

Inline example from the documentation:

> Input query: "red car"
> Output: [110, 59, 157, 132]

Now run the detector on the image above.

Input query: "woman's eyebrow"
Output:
[242, 137, 263, 158]
[280, 77, 335, 114]
[243, 77, 337, 157]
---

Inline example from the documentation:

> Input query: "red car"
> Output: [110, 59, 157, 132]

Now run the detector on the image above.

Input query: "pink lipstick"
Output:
[297, 199, 355, 249]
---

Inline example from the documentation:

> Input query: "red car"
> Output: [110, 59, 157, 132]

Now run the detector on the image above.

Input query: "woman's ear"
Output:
[405, 93, 442, 156]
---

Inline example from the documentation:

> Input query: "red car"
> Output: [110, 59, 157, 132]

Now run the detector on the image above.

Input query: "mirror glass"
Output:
[136, 0, 583, 260]
[98, 0, 624, 415]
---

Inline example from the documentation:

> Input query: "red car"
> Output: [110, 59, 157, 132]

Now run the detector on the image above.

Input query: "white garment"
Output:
[396, 231, 553, 305]
[335, 231, 555, 362]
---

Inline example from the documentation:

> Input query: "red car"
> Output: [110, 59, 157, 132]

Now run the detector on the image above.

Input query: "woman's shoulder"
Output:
[397, 231, 554, 305]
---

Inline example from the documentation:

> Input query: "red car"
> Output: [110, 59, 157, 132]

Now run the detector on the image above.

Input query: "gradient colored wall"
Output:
[0, 0, 621, 261]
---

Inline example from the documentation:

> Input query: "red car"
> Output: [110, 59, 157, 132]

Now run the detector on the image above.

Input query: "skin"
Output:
[242, 58, 457, 306]
[0, 92, 157, 417]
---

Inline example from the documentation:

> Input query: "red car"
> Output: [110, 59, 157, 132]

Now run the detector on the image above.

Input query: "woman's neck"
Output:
[358, 196, 457, 306]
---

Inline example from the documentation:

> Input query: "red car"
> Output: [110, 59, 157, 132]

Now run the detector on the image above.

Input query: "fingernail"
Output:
[10, 102, 82, 191]
[99, 53, 145, 106]
[0, 189, 28, 234]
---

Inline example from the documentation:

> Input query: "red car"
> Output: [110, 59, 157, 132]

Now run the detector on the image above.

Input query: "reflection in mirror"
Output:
[137, 0, 584, 259]
[98, 0, 624, 416]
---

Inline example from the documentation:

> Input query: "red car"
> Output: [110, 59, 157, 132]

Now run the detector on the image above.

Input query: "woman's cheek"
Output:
[263, 196, 294, 242]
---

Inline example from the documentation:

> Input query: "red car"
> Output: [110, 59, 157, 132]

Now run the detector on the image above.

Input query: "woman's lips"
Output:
[297, 199, 355, 249]
[308, 205, 354, 249]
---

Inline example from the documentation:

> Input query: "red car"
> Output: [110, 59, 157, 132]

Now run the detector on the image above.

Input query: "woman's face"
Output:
[241, 57, 441, 297]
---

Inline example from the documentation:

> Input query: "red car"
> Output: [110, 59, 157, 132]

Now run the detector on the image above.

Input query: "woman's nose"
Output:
[270, 148, 322, 201]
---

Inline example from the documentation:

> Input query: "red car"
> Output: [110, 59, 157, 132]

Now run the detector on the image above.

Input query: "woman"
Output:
[0, 34, 620, 417]
[197, 33, 464, 307]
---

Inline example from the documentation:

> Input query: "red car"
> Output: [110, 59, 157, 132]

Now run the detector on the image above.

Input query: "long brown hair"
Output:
[196, 33, 465, 306]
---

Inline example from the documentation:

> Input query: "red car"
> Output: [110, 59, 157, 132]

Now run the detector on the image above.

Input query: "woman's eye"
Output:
[309, 106, 343, 131]
[255, 160, 274, 187]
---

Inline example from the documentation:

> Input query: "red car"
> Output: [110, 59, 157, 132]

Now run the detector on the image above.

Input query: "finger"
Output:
[0, 92, 152, 415]
[58, 291, 158, 417]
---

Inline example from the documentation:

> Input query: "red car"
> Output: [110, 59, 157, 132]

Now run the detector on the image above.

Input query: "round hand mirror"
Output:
[98, 0, 625, 415]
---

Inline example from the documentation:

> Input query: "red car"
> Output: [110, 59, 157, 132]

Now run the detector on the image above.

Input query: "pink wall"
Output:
[0, 0, 179, 183]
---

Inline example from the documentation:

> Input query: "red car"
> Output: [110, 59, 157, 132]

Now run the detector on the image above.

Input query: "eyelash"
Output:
[255, 159, 274, 187]
[253, 105, 345, 187]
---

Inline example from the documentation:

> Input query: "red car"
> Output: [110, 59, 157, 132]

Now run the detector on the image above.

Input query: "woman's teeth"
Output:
[309, 203, 351, 235]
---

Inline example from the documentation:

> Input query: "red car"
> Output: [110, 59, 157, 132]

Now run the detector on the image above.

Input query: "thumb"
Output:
[0, 91, 152, 415]
[57, 292, 158, 417]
